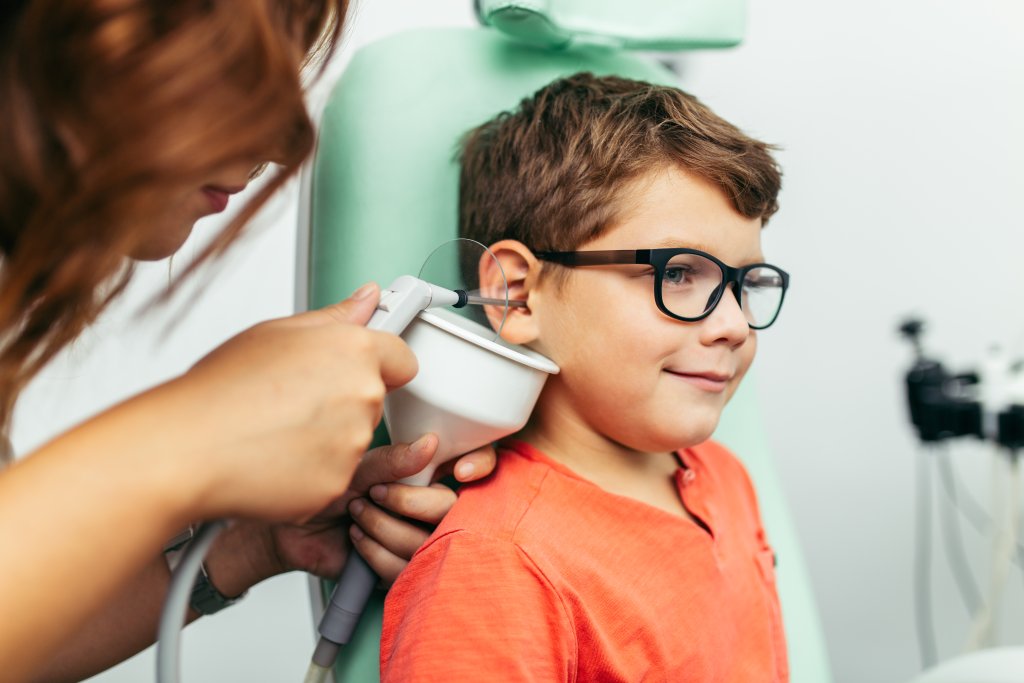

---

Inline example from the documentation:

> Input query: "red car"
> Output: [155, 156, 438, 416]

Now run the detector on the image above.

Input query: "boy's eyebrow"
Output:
[649, 238, 716, 252]
[648, 238, 766, 265]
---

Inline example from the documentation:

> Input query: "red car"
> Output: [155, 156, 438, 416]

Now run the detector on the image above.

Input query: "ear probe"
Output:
[371, 278, 526, 323]
[461, 295, 527, 308]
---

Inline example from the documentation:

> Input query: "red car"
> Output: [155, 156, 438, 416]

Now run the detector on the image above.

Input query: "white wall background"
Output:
[11, 0, 1024, 681]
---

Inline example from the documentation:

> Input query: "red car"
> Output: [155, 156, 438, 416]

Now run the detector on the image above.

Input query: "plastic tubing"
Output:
[303, 661, 331, 683]
[966, 449, 1019, 650]
[914, 446, 937, 668]
[155, 519, 228, 683]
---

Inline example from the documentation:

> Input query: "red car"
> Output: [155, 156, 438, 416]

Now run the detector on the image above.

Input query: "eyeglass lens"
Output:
[662, 253, 784, 328]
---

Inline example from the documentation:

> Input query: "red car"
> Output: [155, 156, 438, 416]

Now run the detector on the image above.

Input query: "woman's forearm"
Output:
[0, 385, 201, 683]
[26, 555, 192, 683]
[21, 514, 281, 683]
[0, 283, 417, 683]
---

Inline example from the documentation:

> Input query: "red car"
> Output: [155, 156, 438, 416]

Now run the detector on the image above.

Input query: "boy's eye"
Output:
[663, 264, 688, 280]
[663, 266, 691, 285]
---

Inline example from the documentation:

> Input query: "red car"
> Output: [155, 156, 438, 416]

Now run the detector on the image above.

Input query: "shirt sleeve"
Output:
[380, 529, 576, 682]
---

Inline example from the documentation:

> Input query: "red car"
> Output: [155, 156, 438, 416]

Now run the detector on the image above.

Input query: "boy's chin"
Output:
[638, 418, 721, 453]
[675, 415, 722, 449]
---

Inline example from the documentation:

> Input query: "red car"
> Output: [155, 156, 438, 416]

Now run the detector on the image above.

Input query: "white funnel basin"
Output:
[384, 308, 558, 485]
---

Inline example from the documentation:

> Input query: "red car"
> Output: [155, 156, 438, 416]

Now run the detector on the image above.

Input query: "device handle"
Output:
[315, 554, 378, 654]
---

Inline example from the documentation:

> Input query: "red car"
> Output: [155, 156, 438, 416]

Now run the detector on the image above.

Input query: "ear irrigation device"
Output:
[306, 275, 557, 682]
[155, 275, 556, 683]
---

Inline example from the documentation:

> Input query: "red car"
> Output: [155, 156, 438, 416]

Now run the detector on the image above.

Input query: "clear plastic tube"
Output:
[303, 661, 331, 683]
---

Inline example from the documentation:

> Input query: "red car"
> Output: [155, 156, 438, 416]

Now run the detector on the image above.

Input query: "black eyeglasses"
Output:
[534, 248, 790, 330]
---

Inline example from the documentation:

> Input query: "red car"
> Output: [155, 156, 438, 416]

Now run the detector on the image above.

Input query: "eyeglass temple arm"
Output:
[534, 250, 643, 266]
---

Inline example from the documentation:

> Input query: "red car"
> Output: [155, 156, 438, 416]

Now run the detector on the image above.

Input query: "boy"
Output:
[380, 72, 789, 682]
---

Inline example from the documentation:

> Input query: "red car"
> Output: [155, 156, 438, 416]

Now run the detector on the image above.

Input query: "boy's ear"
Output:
[477, 239, 543, 345]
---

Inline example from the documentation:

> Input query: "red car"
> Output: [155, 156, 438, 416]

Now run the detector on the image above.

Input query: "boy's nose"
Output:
[701, 283, 750, 348]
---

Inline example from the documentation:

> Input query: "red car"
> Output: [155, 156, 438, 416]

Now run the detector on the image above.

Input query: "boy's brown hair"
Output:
[458, 72, 781, 266]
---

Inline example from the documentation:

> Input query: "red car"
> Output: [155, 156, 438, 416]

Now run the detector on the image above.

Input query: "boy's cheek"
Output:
[724, 337, 758, 402]
[739, 332, 758, 371]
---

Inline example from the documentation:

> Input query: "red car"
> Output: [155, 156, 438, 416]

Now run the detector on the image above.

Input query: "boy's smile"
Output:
[523, 164, 764, 459]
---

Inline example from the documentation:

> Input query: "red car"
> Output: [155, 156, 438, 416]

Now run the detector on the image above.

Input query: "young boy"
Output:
[380, 72, 789, 682]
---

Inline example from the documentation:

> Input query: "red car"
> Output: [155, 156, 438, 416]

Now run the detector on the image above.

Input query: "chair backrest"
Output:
[476, 0, 746, 50]
[306, 23, 831, 683]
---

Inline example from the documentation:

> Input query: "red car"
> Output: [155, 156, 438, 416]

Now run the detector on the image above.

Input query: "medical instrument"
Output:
[307, 274, 558, 682]
[156, 271, 556, 683]
[899, 317, 1024, 667]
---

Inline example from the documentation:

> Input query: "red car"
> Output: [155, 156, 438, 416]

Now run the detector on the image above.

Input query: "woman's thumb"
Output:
[317, 282, 380, 326]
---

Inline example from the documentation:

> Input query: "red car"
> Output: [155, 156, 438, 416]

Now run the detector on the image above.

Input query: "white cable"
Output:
[935, 446, 983, 616]
[986, 453, 1020, 643]
[935, 446, 1024, 567]
[156, 519, 228, 683]
[1011, 454, 1022, 566]
[915, 446, 938, 668]
[966, 450, 1019, 650]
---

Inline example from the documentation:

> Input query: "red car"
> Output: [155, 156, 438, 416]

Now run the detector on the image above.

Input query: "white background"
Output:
[11, 0, 1024, 681]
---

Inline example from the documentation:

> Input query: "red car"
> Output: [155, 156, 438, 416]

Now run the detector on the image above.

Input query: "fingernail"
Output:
[412, 434, 433, 454]
[369, 485, 387, 502]
[349, 499, 364, 515]
[352, 282, 375, 300]
[349, 525, 364, 541]
[456, 462, 474, 479]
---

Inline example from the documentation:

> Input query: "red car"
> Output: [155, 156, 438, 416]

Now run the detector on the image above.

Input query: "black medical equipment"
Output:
[899, 317, 1024, 448]
[898, 316, 1024, 671]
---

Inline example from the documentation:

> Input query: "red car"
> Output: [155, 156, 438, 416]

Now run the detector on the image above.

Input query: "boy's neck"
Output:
[516, 390, 690, 518]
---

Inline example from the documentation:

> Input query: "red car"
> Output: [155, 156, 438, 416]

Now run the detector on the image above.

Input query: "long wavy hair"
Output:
[0, 0, 346, 449]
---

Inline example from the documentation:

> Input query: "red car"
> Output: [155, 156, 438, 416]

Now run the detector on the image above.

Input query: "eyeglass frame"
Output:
[533, 248, 790, 330]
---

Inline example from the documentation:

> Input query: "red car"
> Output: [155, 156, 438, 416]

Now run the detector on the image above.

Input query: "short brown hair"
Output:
[458, 72, 781, 262]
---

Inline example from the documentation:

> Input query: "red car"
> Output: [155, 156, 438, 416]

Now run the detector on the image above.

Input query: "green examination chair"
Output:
[304, 5, 831, 682]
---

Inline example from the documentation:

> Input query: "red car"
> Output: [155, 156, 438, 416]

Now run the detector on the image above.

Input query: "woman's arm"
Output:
[0, 386, 205, 683]
[0, 284, 417, 683]
[23, 440, 497, 683]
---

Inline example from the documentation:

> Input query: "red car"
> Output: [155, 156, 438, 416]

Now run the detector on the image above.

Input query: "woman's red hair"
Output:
[0, 0, 346, 445]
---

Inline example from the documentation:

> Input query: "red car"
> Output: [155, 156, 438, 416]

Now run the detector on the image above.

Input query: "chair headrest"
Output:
[475, 0, 747, 51]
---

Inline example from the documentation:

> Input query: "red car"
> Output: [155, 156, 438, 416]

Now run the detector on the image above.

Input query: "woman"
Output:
[0, 2, 494, 681]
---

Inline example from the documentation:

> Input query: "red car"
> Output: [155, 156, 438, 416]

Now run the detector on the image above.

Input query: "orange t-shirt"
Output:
[381, 440, 788, 682]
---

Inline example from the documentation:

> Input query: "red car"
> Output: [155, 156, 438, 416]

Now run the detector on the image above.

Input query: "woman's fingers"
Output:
[367, 482, 457, 526]
[293, 281, 379, 327]
[348, 524, 411, 588]
[347, 435, 438, 495]
[343, 445, 498, 585]
[177, 281, 426, 523]
[433, 444, 498, 483]
[453, 445, 498, 482]
[348, 496, 433, 560]
[300, 283, 417, 389]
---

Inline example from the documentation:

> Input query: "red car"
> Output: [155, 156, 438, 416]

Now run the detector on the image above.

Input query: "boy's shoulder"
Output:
[421, 441, 561, 549]
[417, 437, 757, 561]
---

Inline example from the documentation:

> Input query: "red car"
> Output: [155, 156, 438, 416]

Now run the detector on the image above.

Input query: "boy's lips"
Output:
[664, 369, 733, 393]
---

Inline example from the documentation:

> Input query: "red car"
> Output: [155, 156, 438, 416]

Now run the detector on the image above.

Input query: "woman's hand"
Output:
[344, 441, 497, 584]
[205, 438, 498, 593]
[160, 282, 419, 525]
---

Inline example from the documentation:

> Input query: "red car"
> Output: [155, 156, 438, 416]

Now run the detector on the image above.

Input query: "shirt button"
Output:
[682, 469, 697, 485]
